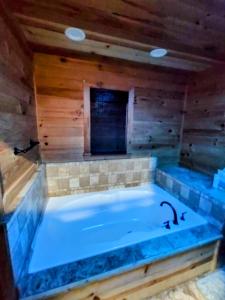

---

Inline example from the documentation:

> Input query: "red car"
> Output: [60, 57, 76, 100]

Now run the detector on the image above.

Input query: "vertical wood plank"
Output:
[83, 82, 91, 155]
[179, 83, 189, 154]
[0, 177, 17, 300]
[211, 240, 221, 271]
[181, 67, 225, 174]
[127, 88, 134, 154]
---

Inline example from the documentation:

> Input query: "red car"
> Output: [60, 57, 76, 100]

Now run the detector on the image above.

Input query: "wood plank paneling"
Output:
[0, 2, 38, 299]
[8, 0, 225, 71]
[0, 2, 39, 211]
[130, 87, 184, 164]
[34, 53, 187, 163]
[181, 67, 225, 174]
[22, 25, 211, 72]
[48, 242, 217, 300]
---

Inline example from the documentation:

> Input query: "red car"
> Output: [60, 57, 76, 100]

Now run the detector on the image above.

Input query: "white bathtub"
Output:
[29, 184, 207, 273]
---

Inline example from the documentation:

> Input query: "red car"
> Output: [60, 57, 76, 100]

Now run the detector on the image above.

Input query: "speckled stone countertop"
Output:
[19, 224, 222, 300]
[160, 166, 225, 205]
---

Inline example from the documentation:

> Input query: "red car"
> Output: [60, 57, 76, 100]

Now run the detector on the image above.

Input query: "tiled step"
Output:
[155, 166, 225, 230]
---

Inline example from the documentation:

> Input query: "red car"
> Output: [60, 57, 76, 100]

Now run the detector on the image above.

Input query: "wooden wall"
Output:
[0, 4, 39, 212]
[34, 53, 188, 164]
[181, 67, 225, 174]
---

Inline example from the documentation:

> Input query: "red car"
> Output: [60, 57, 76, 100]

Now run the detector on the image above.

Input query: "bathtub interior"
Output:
[28, 183, 207, 273]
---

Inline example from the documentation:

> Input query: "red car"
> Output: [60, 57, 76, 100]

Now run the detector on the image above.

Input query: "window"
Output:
[90, 88, 128, 155]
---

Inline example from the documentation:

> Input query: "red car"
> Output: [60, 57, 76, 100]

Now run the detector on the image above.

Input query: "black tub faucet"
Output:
[160, 201, 179, 225]
[180, 211, 187, 221]
[163, 220, 171, 230]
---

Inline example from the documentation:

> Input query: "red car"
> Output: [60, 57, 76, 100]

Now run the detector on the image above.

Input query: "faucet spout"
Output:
[160, 201, 179, 225]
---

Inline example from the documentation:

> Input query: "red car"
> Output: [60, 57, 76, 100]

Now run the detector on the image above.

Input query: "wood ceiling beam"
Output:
[0, 0, 32, 58]
[23, 25, 211, 72]
[16, 15, 225, 65]
[13, 13, 225, 71]
[7, 0, 225, 64]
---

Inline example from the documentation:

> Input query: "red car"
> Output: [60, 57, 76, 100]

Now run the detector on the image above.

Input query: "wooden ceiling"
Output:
[7, 0, 225, 71]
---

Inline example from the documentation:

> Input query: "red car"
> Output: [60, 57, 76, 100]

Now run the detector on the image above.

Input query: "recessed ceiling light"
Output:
[65, 27, 86, 41]
[150, 48, 167, 58]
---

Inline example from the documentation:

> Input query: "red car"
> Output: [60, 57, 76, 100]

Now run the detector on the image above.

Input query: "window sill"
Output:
[83, 153, 149, 161]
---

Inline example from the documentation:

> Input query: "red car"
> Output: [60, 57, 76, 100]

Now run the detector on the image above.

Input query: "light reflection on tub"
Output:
[29, 184, 207, 273]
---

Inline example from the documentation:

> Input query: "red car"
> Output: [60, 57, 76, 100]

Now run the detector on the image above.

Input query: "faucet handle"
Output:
[163, 220, 170, 230]
[180, 211, 187, 221]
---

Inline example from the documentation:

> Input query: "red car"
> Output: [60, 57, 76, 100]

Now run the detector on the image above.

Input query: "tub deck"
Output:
[18, 184, 222, 299]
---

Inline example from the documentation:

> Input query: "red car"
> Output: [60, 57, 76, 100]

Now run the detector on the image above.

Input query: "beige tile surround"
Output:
[46, 157, 157, 197]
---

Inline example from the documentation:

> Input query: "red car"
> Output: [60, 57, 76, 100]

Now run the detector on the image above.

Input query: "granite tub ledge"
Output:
[19, 224, 222, 300]
[159, 165, 225, 205]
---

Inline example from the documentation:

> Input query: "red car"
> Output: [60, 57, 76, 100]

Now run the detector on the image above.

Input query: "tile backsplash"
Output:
[46, 157, 157, 197]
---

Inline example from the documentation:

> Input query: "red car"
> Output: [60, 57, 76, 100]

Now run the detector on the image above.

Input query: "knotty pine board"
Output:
[34, 53, 187, 163]
[181, 67, 225, 174]
[9, 0, 225, 70]
[0, 8, 39, 211]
